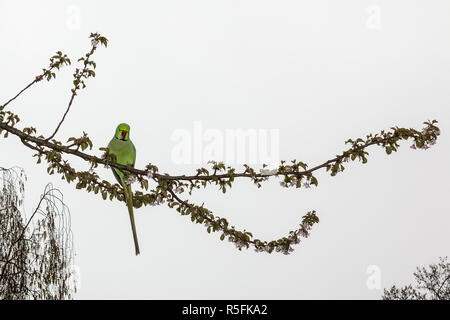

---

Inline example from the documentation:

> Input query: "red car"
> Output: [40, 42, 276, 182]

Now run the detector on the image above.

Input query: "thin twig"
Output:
[45, 92, 76, 141]
[1, 77, 40, 110]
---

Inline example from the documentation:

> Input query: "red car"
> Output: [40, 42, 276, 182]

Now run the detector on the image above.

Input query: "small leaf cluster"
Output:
[66, 132, 93, 151]
[0, 110, 20, 136]
[39, 51, 72, 82]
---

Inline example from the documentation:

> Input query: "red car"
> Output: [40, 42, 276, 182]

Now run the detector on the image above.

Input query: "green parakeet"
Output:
[107, 123, 140, 255]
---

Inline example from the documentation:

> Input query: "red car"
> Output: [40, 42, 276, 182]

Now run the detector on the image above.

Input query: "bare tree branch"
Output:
[383, 257, 450, 300]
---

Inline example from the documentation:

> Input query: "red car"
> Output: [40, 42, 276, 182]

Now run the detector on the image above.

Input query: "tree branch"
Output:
[0, 32, 441, 255]
[46, 33, 107, 141]
[0, 51, 71, 111]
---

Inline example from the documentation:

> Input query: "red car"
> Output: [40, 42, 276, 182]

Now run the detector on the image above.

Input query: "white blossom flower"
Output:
[301, 222, 312, 231]
[235, 241, 245, 250]
[174, 186, 183, 194]
[260, 168, 278, 176]
[298, 228, 309, 238]
[146, 171, 153, 179]
[155, 194, 164, 205]
[303, 182, 311, 188]
[91, 39, 99, 47]
[127, 175, 136, 184]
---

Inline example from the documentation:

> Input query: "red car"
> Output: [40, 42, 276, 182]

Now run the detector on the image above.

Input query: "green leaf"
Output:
[385, 146, 392, 155]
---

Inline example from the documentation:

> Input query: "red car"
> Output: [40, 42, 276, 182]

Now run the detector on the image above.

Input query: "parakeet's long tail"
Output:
[123, 182, 140, 255]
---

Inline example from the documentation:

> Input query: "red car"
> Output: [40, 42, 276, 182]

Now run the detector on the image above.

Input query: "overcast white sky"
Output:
[1, 0, 449, 299]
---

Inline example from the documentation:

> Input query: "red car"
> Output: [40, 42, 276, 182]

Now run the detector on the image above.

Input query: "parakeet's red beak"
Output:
[121, 130, 127, 140]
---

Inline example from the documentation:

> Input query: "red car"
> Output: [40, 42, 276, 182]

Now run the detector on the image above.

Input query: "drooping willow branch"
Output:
[0, 167, 76, 299]
[0, 33, 441, 255]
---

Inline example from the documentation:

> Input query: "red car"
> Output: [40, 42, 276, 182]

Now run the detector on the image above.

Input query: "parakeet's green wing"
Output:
[112, 167, 122, 186]
[110, 143, 136, 185]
